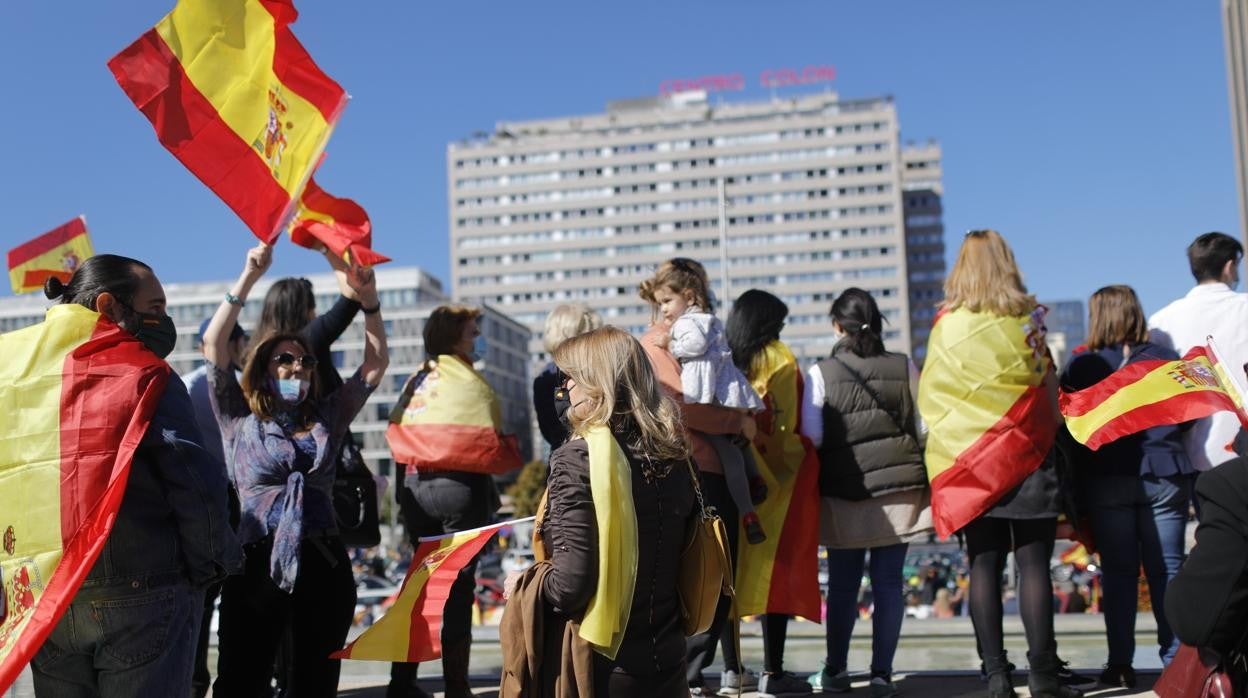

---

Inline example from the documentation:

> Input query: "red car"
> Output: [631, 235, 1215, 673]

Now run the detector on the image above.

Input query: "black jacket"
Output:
[540, 435, 694, 692]
[1166, 456, 1248, 654]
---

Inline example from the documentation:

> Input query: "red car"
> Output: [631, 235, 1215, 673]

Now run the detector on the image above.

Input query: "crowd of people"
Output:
[22, 227, 1248, 697]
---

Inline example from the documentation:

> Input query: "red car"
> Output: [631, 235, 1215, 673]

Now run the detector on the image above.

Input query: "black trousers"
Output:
[213, 536, 355, 698]
[685, 472, 742, 686]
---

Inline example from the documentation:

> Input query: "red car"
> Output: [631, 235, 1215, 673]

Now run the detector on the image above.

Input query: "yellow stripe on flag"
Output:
[155, 0, 339, 198]
[579, 426, 637, 660]
[395, 357, 499, 429]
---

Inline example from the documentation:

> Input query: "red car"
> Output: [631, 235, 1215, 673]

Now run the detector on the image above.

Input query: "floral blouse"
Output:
[207, 361, 374, 592]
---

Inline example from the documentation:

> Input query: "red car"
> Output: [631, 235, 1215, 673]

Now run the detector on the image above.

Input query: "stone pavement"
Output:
[6, 614, 1166, 696]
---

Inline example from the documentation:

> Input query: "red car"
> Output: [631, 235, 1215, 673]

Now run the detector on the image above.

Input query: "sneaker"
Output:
[743, 512, 767, 544]
[807, 667, 852, 692]
[719, 668, 759, 695]
[758, 671, 813, 696]
[1058, 659, 1096, 688]
[1097, 664, 1136, 689]
[690, 687, 707, 696]
[870, 676, 899, 698]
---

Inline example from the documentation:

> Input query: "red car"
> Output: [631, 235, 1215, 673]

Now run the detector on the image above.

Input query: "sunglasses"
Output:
[272, 352, 318, 369]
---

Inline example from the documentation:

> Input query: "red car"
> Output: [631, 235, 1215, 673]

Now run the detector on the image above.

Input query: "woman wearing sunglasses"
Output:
[203, 243, 389, 697]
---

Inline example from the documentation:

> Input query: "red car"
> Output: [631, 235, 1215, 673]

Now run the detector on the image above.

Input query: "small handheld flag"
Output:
[289, 176, 390, 267]
[7, 217, 93, 295]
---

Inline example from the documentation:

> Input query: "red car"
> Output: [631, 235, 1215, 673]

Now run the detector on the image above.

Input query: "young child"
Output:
[643, 262, 770, 544]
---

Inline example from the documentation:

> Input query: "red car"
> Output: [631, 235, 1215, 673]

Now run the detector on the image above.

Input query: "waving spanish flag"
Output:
[333, 519, 527, 662]
[917, 307, 1057, 538]
[289, 176, 391, 267]
[734, 340, 821, 620]
[108, 0, 347, 242]
[1061, 345, 1248, 450]
[387, 356, 524, 476]
[0, 305, 169, 693]
[7, 217, 94, 295]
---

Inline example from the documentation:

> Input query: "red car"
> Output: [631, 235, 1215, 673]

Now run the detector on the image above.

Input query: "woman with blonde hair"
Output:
[917, 230, 1080, 698]
[533, 303, 603, 452]
[524, 325, 696, 695]
[1061, 285, 1194, 686]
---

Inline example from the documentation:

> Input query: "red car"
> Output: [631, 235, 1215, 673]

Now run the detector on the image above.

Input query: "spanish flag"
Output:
[0, 305, 169, 692]
[108, 0, 347, 242]
[734, 341, 822, 620]
[333, 519, 528, 662]
[1061, 345, 1248, 450]
[289, 176, 391, 267]
[917, 307, 1057, 538]
[7, 217, 93, 295]
[387, 356, 523, 476]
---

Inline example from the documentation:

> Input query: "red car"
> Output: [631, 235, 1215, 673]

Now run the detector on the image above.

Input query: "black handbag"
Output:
[333, 434, 381, 548]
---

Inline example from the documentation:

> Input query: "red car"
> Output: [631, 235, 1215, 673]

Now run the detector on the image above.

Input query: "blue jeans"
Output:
[30, 581, 198, 698]
[1084, 473, 1191, 666]
[825, 543, 908, 676]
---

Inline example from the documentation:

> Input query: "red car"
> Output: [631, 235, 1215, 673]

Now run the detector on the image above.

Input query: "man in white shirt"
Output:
[1149, 231, 1248, 471]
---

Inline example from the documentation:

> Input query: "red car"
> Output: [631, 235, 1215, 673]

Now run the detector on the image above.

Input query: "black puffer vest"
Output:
[817, 350, 926, 500]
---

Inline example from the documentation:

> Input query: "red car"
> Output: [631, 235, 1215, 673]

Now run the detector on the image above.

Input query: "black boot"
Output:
[984, 652, 1017, 698]
[441, 638, 474, 698]
[1028, 650, 1084, 698]
[387, 662, 432, 698]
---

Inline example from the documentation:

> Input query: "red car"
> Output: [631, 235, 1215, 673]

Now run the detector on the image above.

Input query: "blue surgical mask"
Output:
[469, 335, 488, 363]
[271, 377, 310, 404]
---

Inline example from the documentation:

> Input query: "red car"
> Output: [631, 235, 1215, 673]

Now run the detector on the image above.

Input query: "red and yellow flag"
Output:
[387, 356, 524, 476]
[289, 176, 391, 267]
[0, 305, 169, 692]
[108, 0, 347, 242]
[917, 307, 1057, 539]
[735, 340, 821, 620]
[7, 217, 93, 295]
[1061, 345, 1248, 450]
[333, 519, 523, 662]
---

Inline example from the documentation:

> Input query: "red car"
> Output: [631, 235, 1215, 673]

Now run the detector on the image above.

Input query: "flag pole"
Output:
[416, 516, 536, 543]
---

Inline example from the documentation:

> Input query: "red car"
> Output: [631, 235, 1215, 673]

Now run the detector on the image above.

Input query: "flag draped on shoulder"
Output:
[7, 217, 93, 295]
[578, 425, 637, 659]
[917, 307, 1057, 539]
[108, 0, 347, 242]
[734, 341, 821, 620]
[333, 519, 525, 662]
[0, 305, 169, 693]
[1061, 345, 1248, 449]
[289, 176, 390, 267]
[386, 356, 523, 475]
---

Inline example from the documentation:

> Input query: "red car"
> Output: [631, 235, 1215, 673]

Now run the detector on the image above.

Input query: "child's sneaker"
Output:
[744, 512, 767, 544]
[749, 476, 769, 504]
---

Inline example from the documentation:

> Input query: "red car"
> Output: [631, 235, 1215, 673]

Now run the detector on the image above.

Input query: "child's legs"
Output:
[709, 434, 754, 516]
[740, 441, 761, 481]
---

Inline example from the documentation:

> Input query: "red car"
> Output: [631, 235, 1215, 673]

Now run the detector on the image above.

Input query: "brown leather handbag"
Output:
[677, 459, 735, 637]
[1155, 642, 1245, 697]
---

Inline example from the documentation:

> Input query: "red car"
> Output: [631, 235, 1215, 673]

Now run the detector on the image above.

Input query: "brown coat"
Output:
[499, 561, 594, 698]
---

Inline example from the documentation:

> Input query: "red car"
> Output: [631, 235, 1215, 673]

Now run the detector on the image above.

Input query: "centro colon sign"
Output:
[659, 65, 836, 95]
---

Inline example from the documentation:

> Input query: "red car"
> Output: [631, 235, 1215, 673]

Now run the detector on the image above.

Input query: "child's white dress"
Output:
[669, 308, 764, 411]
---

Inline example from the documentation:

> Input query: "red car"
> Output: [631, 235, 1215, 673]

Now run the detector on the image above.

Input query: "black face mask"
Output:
[118, 301, 177, 359]
[553, 374, 573, 431]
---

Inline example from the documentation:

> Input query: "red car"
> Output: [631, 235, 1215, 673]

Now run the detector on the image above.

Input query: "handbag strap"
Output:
[829, 355, 913, 438]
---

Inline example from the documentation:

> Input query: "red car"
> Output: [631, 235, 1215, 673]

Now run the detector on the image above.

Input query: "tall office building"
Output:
[0, 266, 534, 475]
[1227, 0, 1248, 247]
[449, 90, 944, 367]
[901, 142, 945, 365]
[1040, 299, 1086, 370]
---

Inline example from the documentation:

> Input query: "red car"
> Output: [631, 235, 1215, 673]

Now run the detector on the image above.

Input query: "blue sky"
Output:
[1, 1, 1239, 316]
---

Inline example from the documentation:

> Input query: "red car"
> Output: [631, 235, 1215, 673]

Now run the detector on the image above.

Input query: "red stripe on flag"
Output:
[259, 0, 347, 122]
[0, 318, 168, 692]
[1059, 358, 1174, 418]
[7, 218, 85, 269]
[388, 423, 523, 476]
[21, 270, 72, 288]
[108, 30, 295, 241]
[929, 384, 1056, 539]
[1080, 389, 1245, 450]
[764, 437, 822, 619]
[406, 537, 488, 662]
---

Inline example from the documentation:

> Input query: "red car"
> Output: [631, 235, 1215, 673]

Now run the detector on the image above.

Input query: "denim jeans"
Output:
[825, 543, 908, 676]
[1083, 473, 1191, 666]
[30, 581, 198, 698]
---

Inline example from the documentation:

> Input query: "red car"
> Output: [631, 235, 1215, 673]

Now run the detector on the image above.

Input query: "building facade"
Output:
[902, 142, 945, 365]
[1226, 0, 1248, 247]
[448, 90, 945, 368]
[0, 266, 534, 476]
[1040, 299, 1087, 369]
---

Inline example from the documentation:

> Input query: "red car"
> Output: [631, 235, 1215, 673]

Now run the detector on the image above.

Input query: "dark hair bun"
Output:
[44, 276, 66, 300]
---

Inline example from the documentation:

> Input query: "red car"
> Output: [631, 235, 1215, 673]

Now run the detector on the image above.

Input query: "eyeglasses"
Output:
[272, 352, 318, 369]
